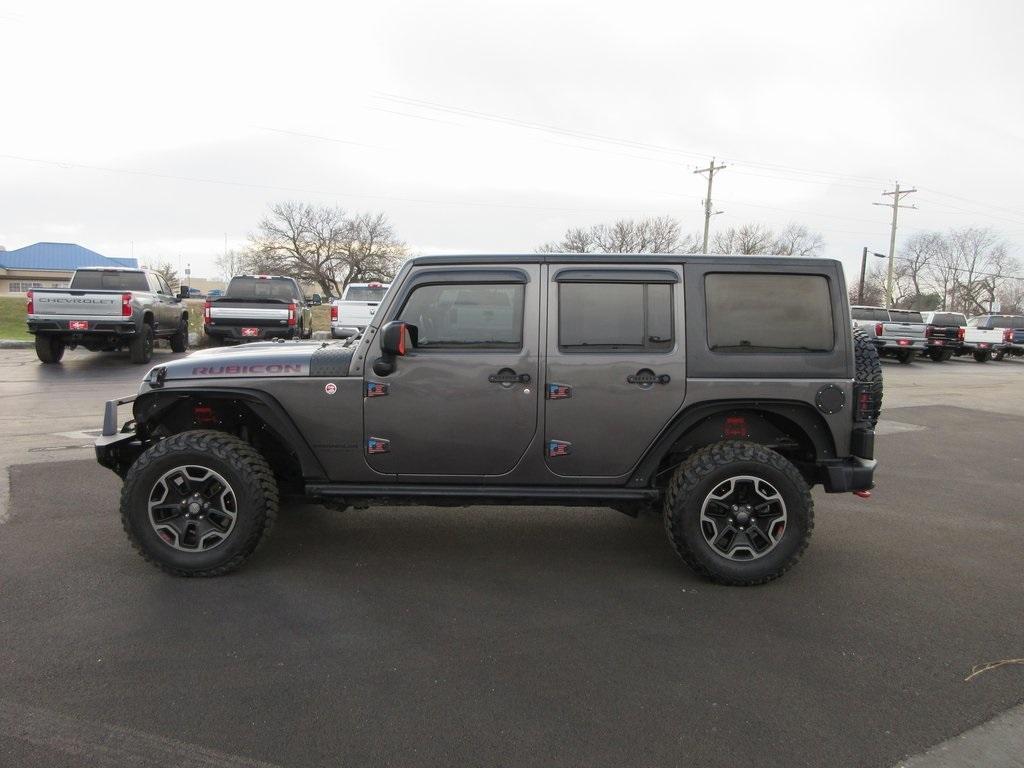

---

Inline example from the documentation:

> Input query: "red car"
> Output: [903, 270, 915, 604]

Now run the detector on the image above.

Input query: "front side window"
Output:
[399, 283, 524, 349]
[705, 273, 834, 352]
[559, 282, 674, 351]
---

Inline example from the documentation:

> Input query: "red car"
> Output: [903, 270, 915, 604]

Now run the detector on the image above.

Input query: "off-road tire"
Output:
[169, 317, 189, 353]
[973, 350, 991, 363]
[120, 430, 278, 577]
[34, 334, 65, 364]
[663, 441, 814, 586]
[852, 326, 883, 427]
[130, 322, 154, 364]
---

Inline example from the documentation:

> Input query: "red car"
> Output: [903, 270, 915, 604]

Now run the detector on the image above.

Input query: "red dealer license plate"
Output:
[69, 320, 89, 331]
[933, 339, 944, 345]
[897, 339, 911, 346]
[241, 327, 260, 337]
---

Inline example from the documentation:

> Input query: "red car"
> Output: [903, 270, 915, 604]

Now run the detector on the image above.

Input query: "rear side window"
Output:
[399, 283, 524, 349]
[851, 308, 874, 321]
[70, 271, 149, 291]
[226, 277, 296, 301]
[559, 283, 673, 350]
[705, 273, 834, 352]
[890, 310, 923, 323]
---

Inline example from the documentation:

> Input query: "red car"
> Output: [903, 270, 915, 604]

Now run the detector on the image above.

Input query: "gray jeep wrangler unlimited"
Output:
[95, 254, 881, 585]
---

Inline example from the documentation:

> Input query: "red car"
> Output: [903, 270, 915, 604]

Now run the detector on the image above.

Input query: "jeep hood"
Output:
[144, 340, 355, 385]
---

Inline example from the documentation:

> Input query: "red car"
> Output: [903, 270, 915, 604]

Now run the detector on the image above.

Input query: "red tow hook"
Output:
[852, 490, 872, 499]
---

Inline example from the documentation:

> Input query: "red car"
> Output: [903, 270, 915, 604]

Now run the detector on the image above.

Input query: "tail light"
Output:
[121, 293, 132, 317]
[1004, 328, 1013, 343]
[957, 327, 965, 341]
[287, 303, 297, 326]
[924, 325, 933, 338]
[26, 290, 34, 315]
[203, 300, 212, 324]
[330, 305, 338, 321]
[874, 322, 884, 336]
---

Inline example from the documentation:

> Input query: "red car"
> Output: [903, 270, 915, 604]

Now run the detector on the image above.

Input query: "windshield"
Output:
[226, 277, 296, 301]
[70, 270, 149, 291]
[343, 284, 389, 302]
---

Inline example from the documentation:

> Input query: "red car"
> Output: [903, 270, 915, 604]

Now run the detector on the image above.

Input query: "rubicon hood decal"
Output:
[148, 341, 354, 381]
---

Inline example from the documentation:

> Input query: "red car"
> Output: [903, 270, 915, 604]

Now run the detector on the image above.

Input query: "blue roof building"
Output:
[0, 242, 139, 294]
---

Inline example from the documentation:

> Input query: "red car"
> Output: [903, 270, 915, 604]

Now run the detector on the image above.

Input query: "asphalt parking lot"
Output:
[1, 348, 1022, 767]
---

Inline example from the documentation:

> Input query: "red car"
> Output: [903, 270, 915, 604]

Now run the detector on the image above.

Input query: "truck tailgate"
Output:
[335, 301, 379, 326]
[208, 301, 291, 326]
[30, 289, 125, 318]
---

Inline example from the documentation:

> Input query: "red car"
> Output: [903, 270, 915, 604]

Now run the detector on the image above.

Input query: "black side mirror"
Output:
[374, 321, 418, 375]
[177, 287, 190, 300]
[310, 294, 322, 306]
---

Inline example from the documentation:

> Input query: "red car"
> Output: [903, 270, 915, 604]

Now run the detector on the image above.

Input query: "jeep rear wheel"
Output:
[120, 431, 278, 576]
[35, 334, 65, 364]
[663, 441, 813, 586]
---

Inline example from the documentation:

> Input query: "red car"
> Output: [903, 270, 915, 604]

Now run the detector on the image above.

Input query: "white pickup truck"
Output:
[330, 281, 390, 338]
[850, 305, 927, 364]
[26, 267, 189, 364]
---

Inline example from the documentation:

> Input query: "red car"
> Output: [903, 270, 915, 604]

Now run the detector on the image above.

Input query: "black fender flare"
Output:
[627, 400, 837, 488]
[132, 387, 328, 482]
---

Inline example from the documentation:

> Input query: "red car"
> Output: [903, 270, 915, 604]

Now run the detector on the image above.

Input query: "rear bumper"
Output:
[924, 338, 962, 351]
[819, 456, 876, 493]
[204, 325, 298, 341]
[28, 318, 137, 336]
[878, 339, 926, 352]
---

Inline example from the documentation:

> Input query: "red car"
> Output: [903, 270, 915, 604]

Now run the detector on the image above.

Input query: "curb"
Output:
[0, 339, 33, 349]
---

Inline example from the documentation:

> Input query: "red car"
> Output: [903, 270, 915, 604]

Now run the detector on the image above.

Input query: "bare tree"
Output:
[710, 222, 825, 256]
[771, 224, 826, 257]
[850, 263, 886, 306]
[247, 203, 407, 297]
[213, 249, 245, 283]
[947, 227, 1010, 314]
[538, 216, 700, 254]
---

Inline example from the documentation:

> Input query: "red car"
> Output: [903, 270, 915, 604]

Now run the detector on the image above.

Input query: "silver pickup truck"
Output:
[26, 267, 189, 364]
[850, 306, 927, 364]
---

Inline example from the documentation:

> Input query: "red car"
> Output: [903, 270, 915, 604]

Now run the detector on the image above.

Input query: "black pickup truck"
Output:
[920, 311, 966, 362]
[202, 275, 318, 344]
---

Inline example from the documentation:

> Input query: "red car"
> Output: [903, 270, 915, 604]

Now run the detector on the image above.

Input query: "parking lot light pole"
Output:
[858, 247, 887, 303]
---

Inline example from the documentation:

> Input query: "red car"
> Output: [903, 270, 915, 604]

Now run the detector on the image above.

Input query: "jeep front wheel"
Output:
[120, 431, 278, 576]
[663, 441, 813, 586]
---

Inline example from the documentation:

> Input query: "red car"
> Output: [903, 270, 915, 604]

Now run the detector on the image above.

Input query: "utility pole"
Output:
[694, 158, 727, 253]
[873, 182, 917, 308]
[858, 247, 887, 304]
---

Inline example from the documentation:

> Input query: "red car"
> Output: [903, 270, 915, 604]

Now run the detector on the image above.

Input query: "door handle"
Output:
[488, 369, 531, 385]
[627, 370, 670, 386]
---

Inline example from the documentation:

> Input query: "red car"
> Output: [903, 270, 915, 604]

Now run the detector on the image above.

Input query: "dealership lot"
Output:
[1, 349, 1022, 767]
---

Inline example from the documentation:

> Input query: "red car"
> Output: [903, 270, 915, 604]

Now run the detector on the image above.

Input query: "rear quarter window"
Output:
[705, 273, 834, 352]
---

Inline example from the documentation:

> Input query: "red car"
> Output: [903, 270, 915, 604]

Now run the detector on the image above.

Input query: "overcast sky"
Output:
[2, 0, 1022, 282]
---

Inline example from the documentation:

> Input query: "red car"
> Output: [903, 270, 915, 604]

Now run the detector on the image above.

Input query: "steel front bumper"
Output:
[95, 395, 145, 477]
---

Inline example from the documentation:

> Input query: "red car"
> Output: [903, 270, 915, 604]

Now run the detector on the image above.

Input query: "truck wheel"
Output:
[120, 431, 278, 577]
[927, 348, 951, 362]
[896, 349, 913, 364]
[993, 350, 1006, 361]
[973, 350, 991, 363]
[34, 335, 66, 364]
[852, 326, 883, 427]
[169, 317, 189, 353]
[130, 323, 154, 364]
[663, 441, 813, 586]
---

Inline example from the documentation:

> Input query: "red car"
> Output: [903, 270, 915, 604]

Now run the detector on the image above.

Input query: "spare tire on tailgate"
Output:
[852, 326, 883, 427]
